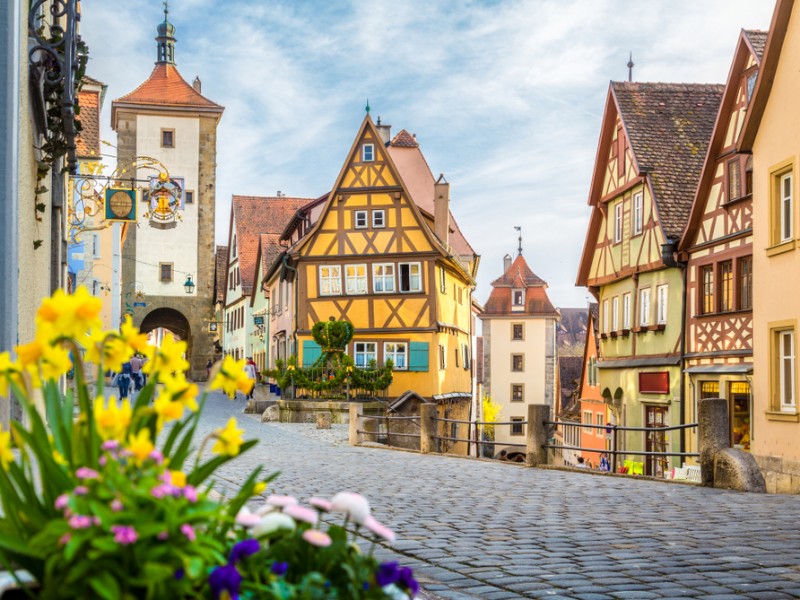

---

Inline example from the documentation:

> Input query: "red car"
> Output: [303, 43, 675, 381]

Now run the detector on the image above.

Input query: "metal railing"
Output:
[431, 417, 528, 457]
[357, 414, 421, 448]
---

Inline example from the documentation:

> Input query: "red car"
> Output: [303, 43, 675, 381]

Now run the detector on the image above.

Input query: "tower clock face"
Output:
[109, 191, 133, 218]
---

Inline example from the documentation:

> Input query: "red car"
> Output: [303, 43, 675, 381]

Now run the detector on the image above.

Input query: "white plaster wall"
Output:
[135, 114, 199, 296]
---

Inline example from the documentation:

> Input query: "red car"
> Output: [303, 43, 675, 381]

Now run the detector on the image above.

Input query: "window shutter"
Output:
[408, 342, 429, 372]
[302, 340, 322, 368]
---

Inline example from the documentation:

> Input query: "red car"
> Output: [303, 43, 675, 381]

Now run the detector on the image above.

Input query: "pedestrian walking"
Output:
[599, 453, 611, 472]
[130, 354, 143, 391]
[206, 358, 213, 380]
[244, 357, 257, 400]
[114, 361, 133, 400]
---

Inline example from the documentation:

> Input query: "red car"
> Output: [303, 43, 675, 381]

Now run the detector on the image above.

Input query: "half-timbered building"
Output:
[679, 30, 766, 455]
[578, 304, 608, 465]
[577, 82, 722, 476]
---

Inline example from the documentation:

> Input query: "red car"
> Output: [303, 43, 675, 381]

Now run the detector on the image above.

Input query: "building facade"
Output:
[578, 304, 608, 464]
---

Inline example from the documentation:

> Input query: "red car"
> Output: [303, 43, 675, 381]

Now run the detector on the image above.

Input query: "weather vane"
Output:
[514, 226, 522, 255]
[163, 0, 169, 18]
[365, 99, 370, 114]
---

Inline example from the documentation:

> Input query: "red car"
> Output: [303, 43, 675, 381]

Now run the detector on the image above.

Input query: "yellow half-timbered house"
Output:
[274, 116, 479, 406]
[577, 82, 722, 476]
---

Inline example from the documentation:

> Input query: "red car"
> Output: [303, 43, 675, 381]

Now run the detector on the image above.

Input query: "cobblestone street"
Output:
[200, 391, 800, 599]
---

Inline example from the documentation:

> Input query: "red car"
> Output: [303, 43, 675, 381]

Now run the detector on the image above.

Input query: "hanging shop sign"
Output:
[104, 188, 137, 222]
[147, 174, 184, 228]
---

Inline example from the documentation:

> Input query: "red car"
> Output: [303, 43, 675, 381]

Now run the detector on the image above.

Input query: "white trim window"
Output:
[632, 192, 643, 235]
[602, 299, 609, 333]
[345, 264, 367, 295]
[512, 289, 524, 310]
[657, 284, 668, 325]
[780, 330, 796, 411]
[373, 263, 395, 293]
[362, 143, 374, 162]
[596, 413, 604, 437]
[614, 202, 623, 243]
[354, 210, 368, 229]
[319, 265, 342, 296]
[622, 293, 631, 329]
[780, 172, 793, 243]
[354, 342, 377, 368]
[639, 288, 651, 326]
[399, 262, 422, 293]
[384, 342, 407, 370]
[612, 296, 619, 331]
[372, 209, 386, 228]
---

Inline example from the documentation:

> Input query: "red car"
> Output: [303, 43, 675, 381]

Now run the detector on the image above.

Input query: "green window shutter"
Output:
[408, 342, 429, 372]
[302, 340, 322, 368]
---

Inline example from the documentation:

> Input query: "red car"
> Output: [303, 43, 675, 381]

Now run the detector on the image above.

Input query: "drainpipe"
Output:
[281, 254, 299, 357]
[661, 239, 688, 455]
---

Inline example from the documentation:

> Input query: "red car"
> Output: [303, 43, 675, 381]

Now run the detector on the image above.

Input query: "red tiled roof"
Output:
[743, 29, 768, 61]
[490, 253, 546, 287]
[215, 245, 228, 303]
[391, 129, 418, 148]
[259, 233, 284, 284]
[113, 64, 223, 111]
[76, 89, 101, 159]
[232, 196, 314, 295]
[484, 254, 558, 316]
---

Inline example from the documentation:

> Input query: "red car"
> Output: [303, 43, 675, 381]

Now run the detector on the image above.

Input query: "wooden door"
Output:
[645, 406, 668, 477]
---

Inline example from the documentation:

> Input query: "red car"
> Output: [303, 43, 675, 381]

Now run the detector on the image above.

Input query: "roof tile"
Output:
[113, 64, 223, 110]
[744, 29, 768, 60]
[215, 245, 228, 303]
[391, 129, 418, 147]
[76, 89, 101, 159]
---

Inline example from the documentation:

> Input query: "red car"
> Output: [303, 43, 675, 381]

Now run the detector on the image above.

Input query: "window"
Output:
[454, 347, 460, 368]
[596, 414, 604, 437]
[639, 288, 651, 326]
[512, 289, 524, 309]
[439, 344, 446, 370]
[399, 263, 422, 293]
[92, 280, 99, 296]
[746, 71, 757, 101]
[701, 265, 714, 314]
[439, 268, 446, 293]
[384, 342, 407, 370]
[92, 234, 100, 258]
[622, 293, 631, 329]
[511, 354, 524, 372]
[780, 172, 793, 243]
[185, 191, 194, 204]
[587, 357, 596, 386]
[614, 202, 623, 243]
[511, 384, 524, 402]
[354, 210, 367, 229]
[632, 192, 643, 235]
[354, 342, 377, 368]
[727, 158, 742, 201]
[510, 417, 525, 436]
[739, 256, 752, 310]
[159, 262, 173, 282]
[319, 265, 342, 296]
[720, 261, 733, 312]
[462, 344, 470, 369]
[602, 299, 609, 333]
[161, 129, 175, 148]
[512, 323, 524, 340]
[700, 381, 719, 399]
[612, 296, 619, 331]
[283, 280, 289, 309]
[345, 264, 367, 295]
[362, 143, 374, 162]
[372, 210, 385, 228]
[776, 329, 796, 412]
[373, 263, 395, 293]
[656, 284, 668, 325]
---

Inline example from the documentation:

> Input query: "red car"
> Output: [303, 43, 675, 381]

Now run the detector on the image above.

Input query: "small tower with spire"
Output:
[156, 1, 177, 64]
[627, 52, 634, 83]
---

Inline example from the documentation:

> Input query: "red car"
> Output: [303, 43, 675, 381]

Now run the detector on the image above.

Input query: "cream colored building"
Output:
[740, 0, 800, 493]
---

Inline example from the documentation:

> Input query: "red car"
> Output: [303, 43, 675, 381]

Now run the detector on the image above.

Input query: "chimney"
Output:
[375, 116, 392, 145]
[503, 254, 512, 273]
[193, 76, 202, 93]
[434, 174, 450, 247]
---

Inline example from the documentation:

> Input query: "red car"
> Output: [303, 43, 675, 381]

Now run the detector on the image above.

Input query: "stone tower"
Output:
[111, 6, 223, 380]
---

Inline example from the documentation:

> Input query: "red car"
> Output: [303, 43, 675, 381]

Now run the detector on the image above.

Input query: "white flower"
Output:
[330, 492, 370, 525]
[383, 583, 411, 600]
[235, 506, 261, 527]
[252, 511, 296, 538]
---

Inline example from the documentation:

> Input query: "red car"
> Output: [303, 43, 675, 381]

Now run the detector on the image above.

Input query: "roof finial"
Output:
[627, 51, 634, 83]
[163, 0, 169, 19]
[365, 99, 370, 114]
[514, 226, 522, 256]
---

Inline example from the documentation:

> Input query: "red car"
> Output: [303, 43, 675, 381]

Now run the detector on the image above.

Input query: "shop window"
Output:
[730, 381, 751, 451]
[700, 381, 720, 399]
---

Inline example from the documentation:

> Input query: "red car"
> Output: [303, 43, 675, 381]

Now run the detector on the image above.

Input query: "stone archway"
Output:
[139, 307, 193, 377]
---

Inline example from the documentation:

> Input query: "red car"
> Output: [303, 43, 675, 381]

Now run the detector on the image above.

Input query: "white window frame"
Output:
[612, 296, 619, 332]
[512, 289, 524, 310]
[439, 344, 447, 370]
[354, 342, 377, 368]
[779, 330, 796, 412]
[354, 210, 368, 229]
[362, 143, 374, 162]
[632, 192, 643, 235]
[602, 299, 609, 333]
[622, 293, 631, 329]
[372, 263, 395, 293]
[462, 343, 470, 369]
[399, 262, 422, 293]
[596, 413, 604, 437]
[639, 288, 651, 327]
[345, 264, 367, 295]
[657, 284, 668, 325]
[384, 342, 407, 370]
[439, 267, 447, 293]
[614, 201, 623, 243]
[319, 265, 342, 296]
[372, 209, 386, 228]
[780, 172, 793, 243]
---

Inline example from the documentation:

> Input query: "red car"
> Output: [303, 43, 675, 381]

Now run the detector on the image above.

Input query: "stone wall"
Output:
[753, 453, 800, 494]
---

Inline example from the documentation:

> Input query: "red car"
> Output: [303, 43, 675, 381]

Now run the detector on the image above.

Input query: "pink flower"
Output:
[183, 485, 198, 503]
[180, 523, 196, 542]
[283, 505, 318, 526]
[98, 455, 107, 466]
[68, 515, 92, 529]
[302, 529, 332, 547]
[111, 525, 138, 545]
[157, 531, 169, 540]
[266, 494, 298, 508]
[148, 449, 164, 464]
[76, 467, 99, 480]
[59, 533, 71, 546]
[235, 506, 261, 527]
[73, 486, 89, 496]
[364, 515, 396, 542]
[330, 492, 370, 525]
[55, 494, 70, 511]
[92, 517, 101, 526]
[309, 497, 332, 512]
[110, 499, 123, 512]
[101, 440, 119, 451]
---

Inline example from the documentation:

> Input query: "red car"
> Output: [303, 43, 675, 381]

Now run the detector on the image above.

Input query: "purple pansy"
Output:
[209, 563, 241, 600]
[229, 539, 260, 564]
[270, 561, 288, 576]
[398, 567, 419, 597]
[375, 561, 399, 587]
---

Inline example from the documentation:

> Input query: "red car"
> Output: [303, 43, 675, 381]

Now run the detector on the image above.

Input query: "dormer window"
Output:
[746, 70, 757, 102]
[362, 144, 374, 162]
[512, 289, 524, 311]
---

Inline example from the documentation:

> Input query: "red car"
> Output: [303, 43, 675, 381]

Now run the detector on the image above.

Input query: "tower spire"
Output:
[627, 52, 634, 83]
[514, 226, 522, 255]
[156, 1, 177, 65]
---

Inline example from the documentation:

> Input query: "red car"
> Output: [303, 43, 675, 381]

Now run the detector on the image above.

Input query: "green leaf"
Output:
[186, 439, 257, 486]
[88, 571, 121, 600]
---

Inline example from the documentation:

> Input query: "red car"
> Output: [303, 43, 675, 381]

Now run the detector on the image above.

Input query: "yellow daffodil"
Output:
[94, 395, 132, 441]
[0, 426, 13, 470]
[119, 316, 150, 354]
[253, 482, 266, 495]
[170, 470, 186, 488]
[209, 356, 254, 399]
[153, 394, 184, 432]
[15, 340, 44, 367]
[52, 449, 68, 466]
[127, 429, 154, 464]
[39, 344, 72, 382]
[84, 330, 133, 373]
[16, 341, 72, 387]
[212, 417, 244, 457]
[35, 286, 102, 342]
[159, 372, 199, 412]
[0, 352, 23, 397]
[143, 335, 189, 379]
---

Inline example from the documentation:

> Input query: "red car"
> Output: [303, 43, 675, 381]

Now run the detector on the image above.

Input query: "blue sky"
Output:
[81, 0, 774, 308]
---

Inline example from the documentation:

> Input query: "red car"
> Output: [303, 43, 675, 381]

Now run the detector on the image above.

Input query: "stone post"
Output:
[349, 403, 363, 446]
[526, 404, 550, 467]
[420, 403, 437, 454]
[698, 397, 730, 487]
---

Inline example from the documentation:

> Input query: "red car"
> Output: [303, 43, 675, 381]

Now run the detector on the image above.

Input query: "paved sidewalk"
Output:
[200, 391, 800, 599]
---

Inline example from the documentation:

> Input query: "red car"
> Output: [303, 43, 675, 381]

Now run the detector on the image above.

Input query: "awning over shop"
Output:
[685, 364, 753, 374]
[597, 356, 681, 369]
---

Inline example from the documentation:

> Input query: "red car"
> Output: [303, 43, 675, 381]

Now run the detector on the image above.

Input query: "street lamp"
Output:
[183, 275, 195, 294]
